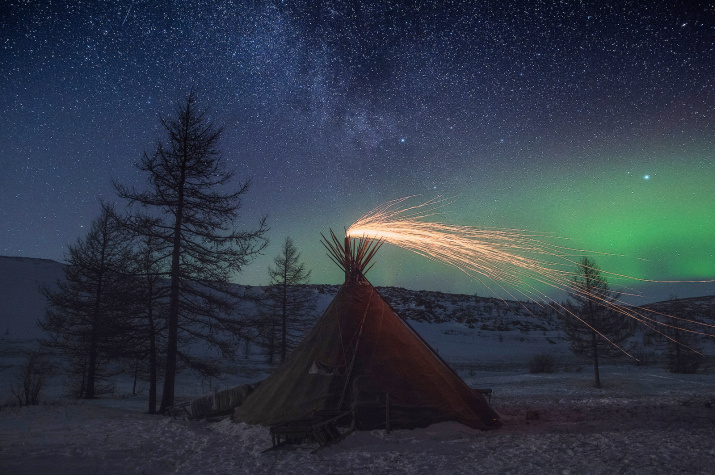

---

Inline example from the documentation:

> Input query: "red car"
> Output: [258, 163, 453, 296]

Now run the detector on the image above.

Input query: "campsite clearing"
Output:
[1, 365, 713, 474]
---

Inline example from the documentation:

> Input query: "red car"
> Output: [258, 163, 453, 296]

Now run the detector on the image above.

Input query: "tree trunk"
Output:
[584, 281, 602, 389]
[160, 216, 182, 411]
[86, 232, 108, 399]
[79, 358, 87, 398]
[86, 282, 103, 399]
[592, 330, 601, 389]
[674, 330, 682, 372]
[148, 308, 157, 414]
[268, 327, 275, 365]
[85, 330, 98, 398]
[160, 159, 186, 412]
[132, 359, 138, 396]
[281, 273, 288, 363]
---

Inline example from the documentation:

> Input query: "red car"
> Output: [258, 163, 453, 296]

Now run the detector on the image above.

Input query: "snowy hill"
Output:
[640, 294, 715, 317]
[372, 286, 570, 368]
[2, 256, 713, 369]
[246, 285, 715, 372]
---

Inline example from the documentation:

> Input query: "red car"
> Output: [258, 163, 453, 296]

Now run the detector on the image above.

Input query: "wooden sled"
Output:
[267, 410, 353, 451]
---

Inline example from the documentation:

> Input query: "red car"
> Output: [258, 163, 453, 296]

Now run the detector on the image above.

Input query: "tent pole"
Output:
[337, 287, 374, 410]
[386, 392, 391, 434]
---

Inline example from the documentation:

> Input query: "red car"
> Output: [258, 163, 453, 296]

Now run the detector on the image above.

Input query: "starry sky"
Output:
[2, 1, 713, 303]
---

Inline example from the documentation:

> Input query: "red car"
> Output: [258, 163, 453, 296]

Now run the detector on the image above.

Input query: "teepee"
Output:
[233, 232, 500, 431]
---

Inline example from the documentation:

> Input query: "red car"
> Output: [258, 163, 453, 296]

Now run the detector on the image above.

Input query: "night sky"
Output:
[2, 1, 713, 303]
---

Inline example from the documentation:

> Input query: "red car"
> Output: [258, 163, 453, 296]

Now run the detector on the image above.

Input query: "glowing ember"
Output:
[345, 197, 714, 356]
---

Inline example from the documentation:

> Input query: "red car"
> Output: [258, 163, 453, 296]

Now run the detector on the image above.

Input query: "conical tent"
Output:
[233, 234, 500, 430]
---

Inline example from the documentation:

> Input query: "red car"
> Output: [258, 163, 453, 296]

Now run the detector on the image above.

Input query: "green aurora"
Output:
[510, 153, 713, 281]
[358, 146, 714, 301]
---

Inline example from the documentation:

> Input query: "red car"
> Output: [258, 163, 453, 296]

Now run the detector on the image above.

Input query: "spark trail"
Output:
[345, 197, 714, 356]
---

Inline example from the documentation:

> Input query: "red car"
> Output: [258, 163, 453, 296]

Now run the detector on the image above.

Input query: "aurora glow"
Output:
[480, 145, 715, 282]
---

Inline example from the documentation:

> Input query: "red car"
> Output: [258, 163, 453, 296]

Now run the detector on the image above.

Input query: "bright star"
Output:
[644, 175, 650, 180]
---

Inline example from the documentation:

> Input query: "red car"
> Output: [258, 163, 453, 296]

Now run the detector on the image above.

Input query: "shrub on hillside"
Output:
[529, 353, 557, 374]
[632, 349, 659, 367]
[10, 351, 53, 405]
[667, 348, 703, 374]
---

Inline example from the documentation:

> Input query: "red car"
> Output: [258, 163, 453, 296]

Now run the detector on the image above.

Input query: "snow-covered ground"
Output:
[2, 256, 713, 473]
[1, 361, 713, 474]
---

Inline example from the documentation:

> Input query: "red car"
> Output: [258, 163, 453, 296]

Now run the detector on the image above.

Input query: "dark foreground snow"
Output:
[1, 366, 714, 474]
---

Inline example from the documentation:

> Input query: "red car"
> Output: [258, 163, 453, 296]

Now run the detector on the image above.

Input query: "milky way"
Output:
[2, 1, 713, 302]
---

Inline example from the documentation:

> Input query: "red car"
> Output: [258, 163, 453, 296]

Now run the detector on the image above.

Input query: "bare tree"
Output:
[40, 203, 135, 398]
[265, 237, 314, 363]
[559, 257, 635, 388]
[115, 92, 267, 411]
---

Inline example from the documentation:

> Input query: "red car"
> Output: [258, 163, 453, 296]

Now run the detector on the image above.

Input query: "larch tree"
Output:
[265, 236, 314, 363]
[40, 203, 136, 398]
[115, 92, 267, 411]
[559, 257, 635, 388]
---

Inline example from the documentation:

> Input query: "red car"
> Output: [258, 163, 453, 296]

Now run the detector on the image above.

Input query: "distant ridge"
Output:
[0, 255, 63, 265]
[1, 256, 713, 353]
[0, 255, 65, 339]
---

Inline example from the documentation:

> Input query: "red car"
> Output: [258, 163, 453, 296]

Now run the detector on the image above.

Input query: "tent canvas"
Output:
[233, 234, 500, 431]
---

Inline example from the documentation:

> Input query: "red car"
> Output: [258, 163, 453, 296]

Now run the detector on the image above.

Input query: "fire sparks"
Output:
[345, 197, 714, 356]
[348, 197, 593, 300]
